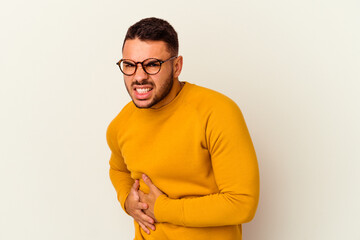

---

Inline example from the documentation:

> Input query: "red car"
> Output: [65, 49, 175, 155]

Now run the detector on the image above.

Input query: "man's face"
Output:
[122, 39, 176, 109]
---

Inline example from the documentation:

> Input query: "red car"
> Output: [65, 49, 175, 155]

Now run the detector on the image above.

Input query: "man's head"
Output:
[122, 17, 179, 56]
[120, 17, 183, 109]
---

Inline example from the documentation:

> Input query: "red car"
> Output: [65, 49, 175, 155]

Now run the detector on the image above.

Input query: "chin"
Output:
[132, 99, 155, 109]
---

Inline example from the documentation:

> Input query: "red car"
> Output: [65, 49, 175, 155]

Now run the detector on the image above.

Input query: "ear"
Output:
[173, 56, 183, 78]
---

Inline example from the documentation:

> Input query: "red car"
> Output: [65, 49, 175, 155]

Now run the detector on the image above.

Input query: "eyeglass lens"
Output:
[120, 58, 161, 75]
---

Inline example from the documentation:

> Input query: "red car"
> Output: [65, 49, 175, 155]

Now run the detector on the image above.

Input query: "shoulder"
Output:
[185, 83, 242, 116]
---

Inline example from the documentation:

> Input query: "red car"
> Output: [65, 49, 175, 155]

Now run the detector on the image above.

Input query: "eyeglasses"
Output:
[116, 56, 177, 76]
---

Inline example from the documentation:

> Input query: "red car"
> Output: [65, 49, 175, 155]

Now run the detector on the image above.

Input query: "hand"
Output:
[138, 174, 165, 221]
[124, 179, 155, 234]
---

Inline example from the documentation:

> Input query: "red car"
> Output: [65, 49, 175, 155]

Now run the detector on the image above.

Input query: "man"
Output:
[107, 17, 259, 240]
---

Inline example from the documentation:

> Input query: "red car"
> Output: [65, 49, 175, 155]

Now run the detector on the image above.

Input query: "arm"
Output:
[141, 99, 259, 227]
[107, 122, 155, 233]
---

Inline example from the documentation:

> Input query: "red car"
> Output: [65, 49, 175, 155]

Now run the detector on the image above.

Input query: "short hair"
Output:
[123, 17, 179, 56]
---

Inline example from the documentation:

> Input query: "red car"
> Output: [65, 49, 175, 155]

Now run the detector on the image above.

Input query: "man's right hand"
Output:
[125, 179, 156, 234]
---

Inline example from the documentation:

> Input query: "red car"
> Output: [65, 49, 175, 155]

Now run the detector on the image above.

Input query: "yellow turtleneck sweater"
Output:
[107, 82, 259, 240]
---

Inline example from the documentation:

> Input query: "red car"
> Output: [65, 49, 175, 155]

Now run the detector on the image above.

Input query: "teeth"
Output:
[136, 88, 151, 94]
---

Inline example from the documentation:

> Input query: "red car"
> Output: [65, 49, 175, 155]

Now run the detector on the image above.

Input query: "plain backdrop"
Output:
[1, 0, 359, 239]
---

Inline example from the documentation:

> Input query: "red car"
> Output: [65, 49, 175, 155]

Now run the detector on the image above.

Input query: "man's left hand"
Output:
[138, 174, 165, 222]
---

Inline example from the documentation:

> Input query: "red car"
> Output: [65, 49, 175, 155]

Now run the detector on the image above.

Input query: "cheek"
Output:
[153, 72, 171, 87]
[124, 77, 132, 87]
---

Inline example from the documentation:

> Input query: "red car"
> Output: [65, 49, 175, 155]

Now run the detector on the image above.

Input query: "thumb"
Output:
[142, 174, 155, 190]
[131, 180, 140, 201]
[132, 179, 140, 190]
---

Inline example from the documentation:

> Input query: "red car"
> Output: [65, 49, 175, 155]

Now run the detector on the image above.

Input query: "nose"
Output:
[133, 63, 148, 82]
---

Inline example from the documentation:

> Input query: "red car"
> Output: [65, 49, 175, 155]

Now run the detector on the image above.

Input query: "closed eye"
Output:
[145, 61, 160, 67]
[123, 61, 136, 67]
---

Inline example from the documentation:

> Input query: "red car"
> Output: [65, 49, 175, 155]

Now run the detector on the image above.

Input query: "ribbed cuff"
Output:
[154, 194, 184, 225]
[119, 189, 131, 215]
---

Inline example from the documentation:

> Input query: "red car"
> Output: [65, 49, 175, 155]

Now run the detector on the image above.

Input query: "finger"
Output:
[138, 214, 155, 231]
[131, 183, 140, 201]
[132, 179, 140, 190]
[138, 190, 146, 201]
[136, 201, 148, 210]
[142, 174, 154, 189]
[138, 221, 150, 235]
[140, 212, 155, 225]
[133, 187, 141, 199]
[143, 221, 156, 231]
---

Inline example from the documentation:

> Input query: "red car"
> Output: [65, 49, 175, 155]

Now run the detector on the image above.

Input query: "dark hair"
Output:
[123, 17, 179, 56]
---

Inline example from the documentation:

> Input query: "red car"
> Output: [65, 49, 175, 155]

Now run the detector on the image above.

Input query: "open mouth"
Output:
[133, 86, 154, 100]
[135, 87, 152, 94]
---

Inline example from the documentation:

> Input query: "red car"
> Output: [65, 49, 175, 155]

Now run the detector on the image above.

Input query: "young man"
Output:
[107, 17, 259, 240]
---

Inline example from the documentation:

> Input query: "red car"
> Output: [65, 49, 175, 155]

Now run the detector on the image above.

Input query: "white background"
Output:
[1, 0, 359, 239]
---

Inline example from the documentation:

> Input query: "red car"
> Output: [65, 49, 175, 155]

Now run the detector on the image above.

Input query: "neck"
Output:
[151, 79, 183, 109]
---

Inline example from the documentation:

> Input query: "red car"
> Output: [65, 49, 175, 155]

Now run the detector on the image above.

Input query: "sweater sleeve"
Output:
[154, 99, 260, 227]
[107, 120, 134, 212]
